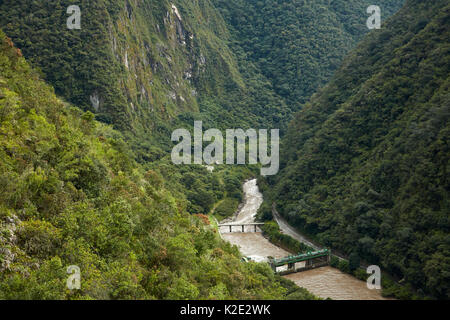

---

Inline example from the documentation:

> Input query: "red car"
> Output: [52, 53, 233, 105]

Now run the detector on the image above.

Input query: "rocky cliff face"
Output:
[108, 1, 201, 124]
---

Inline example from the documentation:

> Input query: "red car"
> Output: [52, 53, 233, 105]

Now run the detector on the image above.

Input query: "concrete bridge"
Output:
[218, 222, 265, 233]
[269, 249, 331, 275]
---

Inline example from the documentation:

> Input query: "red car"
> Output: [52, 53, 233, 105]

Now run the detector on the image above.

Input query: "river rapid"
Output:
[219, 179, 387, 300]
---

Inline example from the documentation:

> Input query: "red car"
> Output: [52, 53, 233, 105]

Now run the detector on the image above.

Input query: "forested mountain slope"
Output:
[0, 0, 404, 146]
[267, 0, 449, 298]
[0, 0, 289, 159]
[213, 0, 404, 119]
[0, 31, 317, 300]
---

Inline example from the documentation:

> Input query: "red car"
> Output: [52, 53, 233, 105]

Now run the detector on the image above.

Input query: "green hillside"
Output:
[0, 0, 404, 142]
[213, 0, 404, 119]
[267, 0, 449, 298]
[1, 0, 446, 301]
[0, 30, 318, 300]
[0, 0, 289, 159]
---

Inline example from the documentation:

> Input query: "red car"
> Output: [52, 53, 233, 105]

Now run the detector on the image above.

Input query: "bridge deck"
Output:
[269, 249, 331, 273]
[272, 249, 329, 267]
[218, 222, 265, 226]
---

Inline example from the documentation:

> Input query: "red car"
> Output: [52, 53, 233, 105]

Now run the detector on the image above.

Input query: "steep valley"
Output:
[0, 0, 448, 301]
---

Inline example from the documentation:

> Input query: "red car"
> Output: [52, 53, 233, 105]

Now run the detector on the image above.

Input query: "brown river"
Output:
[219, 179, 387, 300]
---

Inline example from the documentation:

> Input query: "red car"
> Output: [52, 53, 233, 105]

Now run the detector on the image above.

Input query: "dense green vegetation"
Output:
[261, 221, 312, 254]
[1, 0, 446, 301]
[0, 1, 297, 299]
[148, 161, 252, 218]
[214, 198, 240, 221]
[213, 0, 404, 122]
[0, 0, 289, 156]
[0, 0, 405, 141]
[266, 0, 450, 299]
[0, 31, 317, 300]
